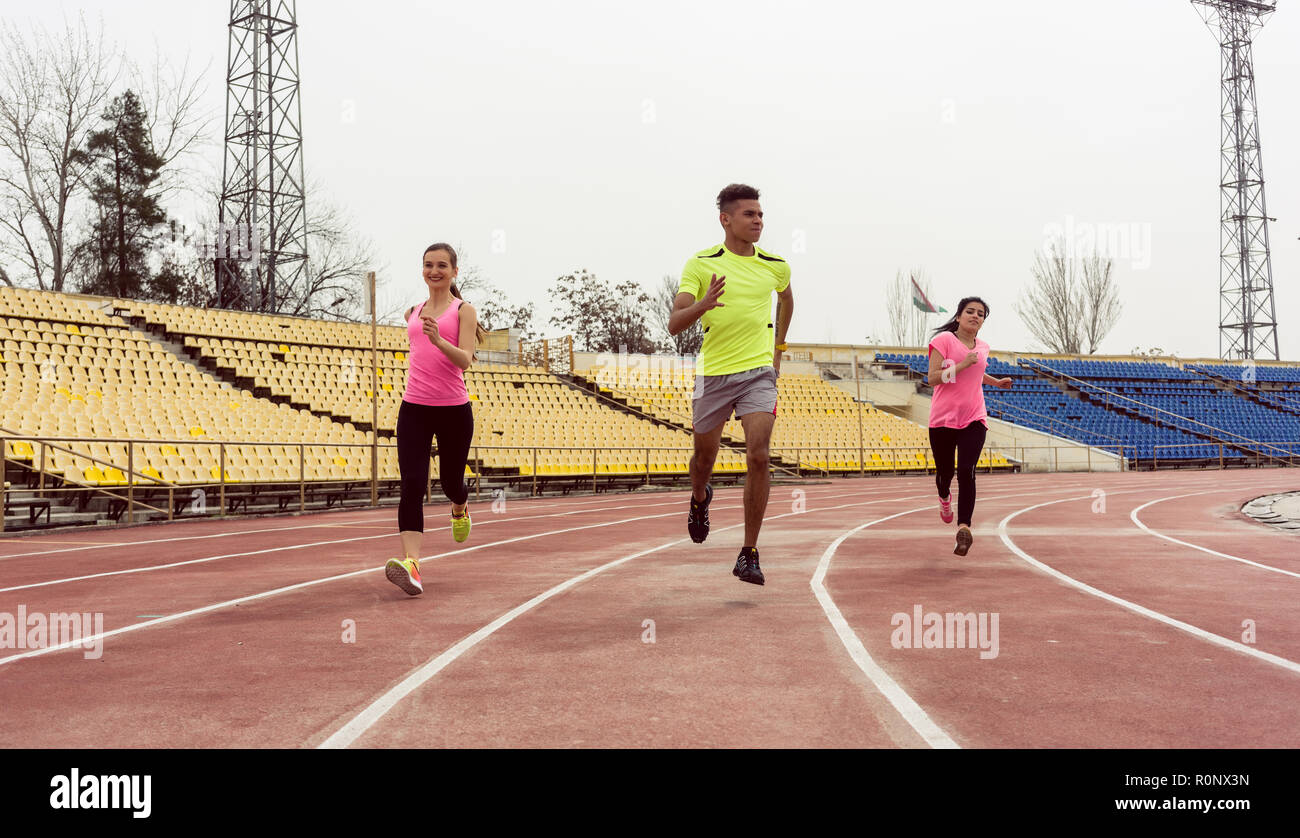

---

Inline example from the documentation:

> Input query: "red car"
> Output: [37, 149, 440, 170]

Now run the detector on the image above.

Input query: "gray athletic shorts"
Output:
[692, 366, 778, 434]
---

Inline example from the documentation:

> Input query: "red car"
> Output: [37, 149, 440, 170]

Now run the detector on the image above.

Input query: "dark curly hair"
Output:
[716, 183, 760, 214]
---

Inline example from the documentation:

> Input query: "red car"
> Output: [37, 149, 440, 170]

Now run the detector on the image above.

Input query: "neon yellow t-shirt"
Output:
[679, 244, 791, 376]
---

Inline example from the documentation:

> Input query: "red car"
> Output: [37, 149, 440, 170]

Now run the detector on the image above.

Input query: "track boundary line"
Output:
[0, 507, 708, 667]
[1130, 490, 1300, 580]
[1, 485, 898, 593]
[810, 506, 962, 750]
[808, 479, 1246, 749]
[319, 482, 1133, 749]
[0, 485, 885, 667]
[0, 483, 900, 563]
[314, 489, 961, 748]
[0, 493, 699, 562]
[0, 493, 787, 593]
[998, 494, 1300, 677]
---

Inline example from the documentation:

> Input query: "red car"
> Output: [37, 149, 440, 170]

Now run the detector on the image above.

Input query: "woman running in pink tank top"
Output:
[385, 243, 486, 597]
[925, 296, 1012, 557]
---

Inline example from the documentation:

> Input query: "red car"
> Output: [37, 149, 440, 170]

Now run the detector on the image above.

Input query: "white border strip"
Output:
[1130, 491, 1300, 580]
[810, 507, 961, 749]
[318, 534, 692, 748]
[999, 494, 1300, 676]
[317, 490, 960, 748]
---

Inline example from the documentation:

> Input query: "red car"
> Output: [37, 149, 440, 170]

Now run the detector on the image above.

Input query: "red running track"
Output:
[0, 469, 1296, 748]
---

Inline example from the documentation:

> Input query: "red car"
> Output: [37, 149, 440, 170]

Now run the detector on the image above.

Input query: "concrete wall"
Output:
[571, 350, 818, 379]
[827, 379, 914, 408]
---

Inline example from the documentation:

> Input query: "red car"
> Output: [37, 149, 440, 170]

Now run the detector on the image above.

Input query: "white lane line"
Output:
[998, 494, 1300, 677]
[317, 489, 934, 749]
[0, 495, 665, 561]
[320, 484, 1112, 749]
[1130, 491, 1300, 581]
[810, 507, 961, 750]
[0, 514, 391, 560]
[0, 484, 889, 594]
[0, 481, 883, 561]
[0, 507, 699, 668]
[317, 533, 692, 748]
[807, 479, 1230, 750]
[0, 495, 735, 594]
[0, 485, 892, 666]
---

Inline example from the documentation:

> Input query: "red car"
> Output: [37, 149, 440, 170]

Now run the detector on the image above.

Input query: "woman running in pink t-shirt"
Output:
[385, 243, 486, 597]
[926, 296, 1012, 556]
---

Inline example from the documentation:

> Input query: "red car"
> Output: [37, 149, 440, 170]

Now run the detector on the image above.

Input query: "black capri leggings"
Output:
[928, 421, 987, 527]
[396, 400, 474, 532]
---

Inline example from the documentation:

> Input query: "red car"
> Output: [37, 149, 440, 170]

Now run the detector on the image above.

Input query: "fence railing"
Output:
[10, 431, 1284, 532]
[1151, 442, 1299, 470]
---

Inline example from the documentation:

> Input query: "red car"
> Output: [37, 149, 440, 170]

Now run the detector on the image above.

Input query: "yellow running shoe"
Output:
[451, 510, 471, 543]
[385, 557, 423, 596]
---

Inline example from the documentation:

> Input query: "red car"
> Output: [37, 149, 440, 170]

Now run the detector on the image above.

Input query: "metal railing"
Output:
[0, 434, 406, 532]
[1151, 442, 1299, 471]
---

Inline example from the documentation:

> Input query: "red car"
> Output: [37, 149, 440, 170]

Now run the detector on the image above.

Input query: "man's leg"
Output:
[739, 410, 776, 548]
[690, 422, 725, 502]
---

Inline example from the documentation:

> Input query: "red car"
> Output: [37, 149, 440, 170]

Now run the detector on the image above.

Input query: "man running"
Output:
[669, 183, 793, 585]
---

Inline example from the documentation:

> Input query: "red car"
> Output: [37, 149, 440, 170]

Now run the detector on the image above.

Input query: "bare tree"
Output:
[885, 270, 910, 346]
[0, 15, 118, 290]
[1081, 252, 1122, 354]
[652, 273, 701, 355]
[130, 45, 215, 204]
[885, 269, 939, 347]
[1019, 240, 1082, 354]
[1018, 237, 1120, 354]
[278, 197, 378, 321]
[141, 178, 379, 320]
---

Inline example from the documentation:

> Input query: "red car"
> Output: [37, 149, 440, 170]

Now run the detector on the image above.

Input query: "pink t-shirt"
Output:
[404, 299, 469, 406]
[927, 331, 989, 429]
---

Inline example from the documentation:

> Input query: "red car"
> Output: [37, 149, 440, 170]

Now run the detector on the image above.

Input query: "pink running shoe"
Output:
[938, 495, 954, 524]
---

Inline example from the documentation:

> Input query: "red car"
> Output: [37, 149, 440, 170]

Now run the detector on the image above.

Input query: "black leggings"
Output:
[929, 421, 987, 526]
[397, 400, 474, 532]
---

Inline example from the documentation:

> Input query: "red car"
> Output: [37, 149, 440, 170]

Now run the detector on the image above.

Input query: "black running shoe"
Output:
[733, 547, 765, 585]
[687, 484, 713, 543]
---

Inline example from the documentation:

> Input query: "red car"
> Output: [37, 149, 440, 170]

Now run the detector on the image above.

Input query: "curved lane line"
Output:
[998, 494, 1300, 677]
[1130, 490, 1300, 581]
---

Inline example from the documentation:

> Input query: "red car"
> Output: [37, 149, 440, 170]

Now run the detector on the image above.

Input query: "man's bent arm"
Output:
[669, 292, 706, 336]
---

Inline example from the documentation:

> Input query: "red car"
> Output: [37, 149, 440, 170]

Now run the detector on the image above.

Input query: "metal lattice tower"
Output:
[216, 0, 307, 313]
[1193, 0, 1279, 361]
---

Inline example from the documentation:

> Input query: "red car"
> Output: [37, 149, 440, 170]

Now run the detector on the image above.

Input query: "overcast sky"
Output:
[4, 0, 1299, 360]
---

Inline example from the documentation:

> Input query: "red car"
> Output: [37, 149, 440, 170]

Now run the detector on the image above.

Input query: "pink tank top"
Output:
[927, 330, 989, 429]
[404, 299, 469, 406]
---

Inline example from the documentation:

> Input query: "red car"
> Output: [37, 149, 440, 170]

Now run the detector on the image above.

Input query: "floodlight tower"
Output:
[1192, 0, 1279, 360]
[216, 0, 307, 313]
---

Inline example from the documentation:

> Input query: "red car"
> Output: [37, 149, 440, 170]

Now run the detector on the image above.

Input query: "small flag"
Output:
[910, 276, 947, 314]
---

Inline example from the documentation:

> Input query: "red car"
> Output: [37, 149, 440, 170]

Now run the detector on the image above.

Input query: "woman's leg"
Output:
[929, 426, 958, 500]
[432, 402, 474, 509]
[396, 401, 437, 556]
[954, 421, 988, 527]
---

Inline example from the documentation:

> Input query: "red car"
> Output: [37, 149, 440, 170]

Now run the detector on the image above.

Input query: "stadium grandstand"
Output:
[877, 352, 1300, 467]
[3, 285, 1298, 532]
